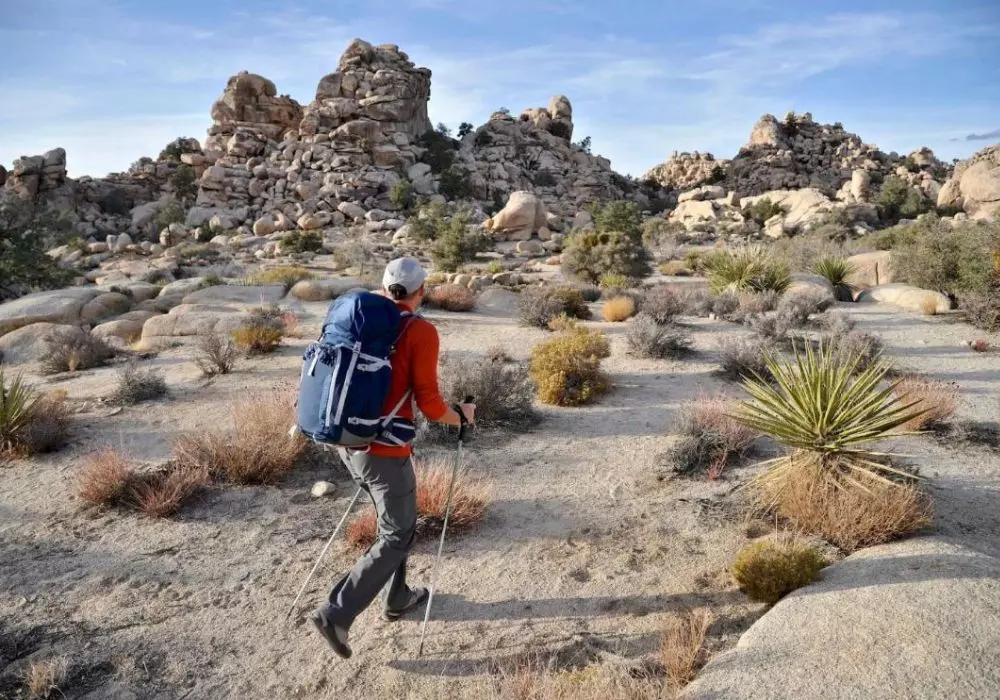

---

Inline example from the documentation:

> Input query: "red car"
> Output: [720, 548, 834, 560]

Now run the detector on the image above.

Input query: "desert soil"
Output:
[2, 289, 998, 699]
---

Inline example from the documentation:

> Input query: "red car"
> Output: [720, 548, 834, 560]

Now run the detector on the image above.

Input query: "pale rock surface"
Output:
[937, 142, 1000, 218]
[181, 285, 286, 307]
[857, 283, 950, 314]
[80, 292, 133, 325]
[0, 288, 103, 337]
[845, 251, 894, 289]
[0, 323, 86, 364]
[486, 191, 549, 240]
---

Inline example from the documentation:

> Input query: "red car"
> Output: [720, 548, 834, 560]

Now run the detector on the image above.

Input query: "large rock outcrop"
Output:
[204, 72, 304, 157]
[938, 142, 1000, 219]
[643, 151, 730, 191]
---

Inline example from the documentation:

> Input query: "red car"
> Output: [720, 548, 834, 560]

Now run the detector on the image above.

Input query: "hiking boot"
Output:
[309, 605, 352, 659]
[382, 587, 429, 621]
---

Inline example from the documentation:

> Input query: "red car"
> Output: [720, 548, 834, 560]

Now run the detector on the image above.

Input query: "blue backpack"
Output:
[296, 290, 416, 448]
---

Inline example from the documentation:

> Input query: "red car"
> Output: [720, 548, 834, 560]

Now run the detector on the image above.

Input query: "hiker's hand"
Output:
[459, 402, 476, 425]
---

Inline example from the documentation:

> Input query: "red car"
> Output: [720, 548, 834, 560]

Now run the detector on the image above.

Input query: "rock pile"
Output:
[643, 151, 729, 191]
[938, 142, 1000, 218]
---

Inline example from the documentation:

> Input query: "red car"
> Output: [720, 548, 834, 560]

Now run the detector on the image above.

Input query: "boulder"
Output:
[742, 188, 833, 232]
[845, 251, 894, 289]
[938, 143, 1000, 218]
[288, 278, 370, 301]
[476, 288, 521, 316]
[297, 213, 324, 231]
[0, 288, 103, 337]
[486, 191, 548, 240]
[677, 185, 726, 203]
[515, 240, 544, 257]
[0, 323, 86, 365]
[140, 304, 247, 340]
[857, 283, 950, 314]
[669, 199, 718, 230]
[91, 318, 147, 344]
[253, 216, 276, 237]
[785, 273, 836, 306]
[80, 292, 133, 325]
[683, 538, 1000, 700]
[181, 285, 286, 306]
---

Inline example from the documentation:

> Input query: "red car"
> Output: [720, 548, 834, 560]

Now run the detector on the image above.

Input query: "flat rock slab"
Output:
[0, 288, 103, 336]
[181, 284, 286, 306]
[683, 537, 1000, 700]
[140, 304, 247, 339]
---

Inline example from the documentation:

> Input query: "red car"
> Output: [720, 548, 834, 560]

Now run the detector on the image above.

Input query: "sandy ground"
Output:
[1, 289, 998, 699]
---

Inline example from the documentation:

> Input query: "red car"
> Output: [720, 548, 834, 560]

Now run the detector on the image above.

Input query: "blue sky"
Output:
[1, 0, 998, 179]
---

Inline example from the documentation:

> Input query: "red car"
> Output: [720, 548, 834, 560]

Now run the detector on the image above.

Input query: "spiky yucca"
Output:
[812, 256, 856, 301]
[702, 245, 791, 294]
[0, 371, 39, 457]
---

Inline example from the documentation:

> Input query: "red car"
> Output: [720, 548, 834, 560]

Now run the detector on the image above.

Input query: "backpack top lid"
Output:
[320, 290, 405, 349]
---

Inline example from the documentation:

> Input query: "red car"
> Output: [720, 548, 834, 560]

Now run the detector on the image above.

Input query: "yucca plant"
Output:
[0, 371, 40, 457]
[702, 245, 791, 294]
[812, 257, 856, 301]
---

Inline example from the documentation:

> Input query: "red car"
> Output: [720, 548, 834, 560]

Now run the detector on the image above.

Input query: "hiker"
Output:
[310, 257, 476, 659]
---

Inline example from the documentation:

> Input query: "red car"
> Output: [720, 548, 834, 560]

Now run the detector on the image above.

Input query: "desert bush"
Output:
[518, 286, 592, 329]
[642, 285, 684, 325]
[962, 280, 1000, 332]
[601, 295, 637, 322]
[642, 217, 685, 251]
[731, 538, 827, 605]
[416, 128, 457, 173]
[281, 230, 324, 254]
[40, 329, 116, 374]
[436, 351, 536, 430]
[530, 328, 610, 406]
[666, 393, 759, 477]
[674, 286, 714, 317]
[248, 265, 315, 289]
[230, 304, 293, 355]
[126, 464, 209, 518]
[25, 657, 68, 700]
[410, 205, 490, 272]
[347, 456, 487, 548]
[659, 260, 693, 276]
[439, 165, 472, 199]
[626, 315, 693, 359]
[108, 361, 167, 405]
[168, 164, 197, 203]
[731, 290, 780, 322]
[155, 200, 186, 231]
[770, 235, 857, 272]
[876, 176, 929, 224]
[1, 373, 70, 459]
[78, 448, 134, 506]
[172, 390, 306, 484]
[717, 336, 776, 381]
[743, 197, 785, 226]
[194, 332, 238, 376]
[734, 341, 932, 551]
[575, 284, 603, 303]
[425, 284, 476, 311]
[748, 288, 832, 342]
[812, 257, 856, 301]
[390, 179, 414, 210]
[0, 200, 75, 300]
[598, 272, 629, 290]
[547, 314, 579, 332]
[892, 374, 958, 431]
[485, 259, 505, 275]
[562, 200, 651, 283]
[822, 328, 884, 373]
[702, 245, 790, 294]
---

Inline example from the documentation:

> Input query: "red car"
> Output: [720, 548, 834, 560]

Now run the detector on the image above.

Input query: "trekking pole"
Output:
[417, 396, 473, 657]
[285, 485, 363, 621]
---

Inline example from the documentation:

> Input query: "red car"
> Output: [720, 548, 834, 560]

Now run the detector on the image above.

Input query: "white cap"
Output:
[382, 257, 427, 295]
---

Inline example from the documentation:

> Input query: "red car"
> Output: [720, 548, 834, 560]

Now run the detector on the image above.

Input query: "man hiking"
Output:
[310, 257, 476, 659]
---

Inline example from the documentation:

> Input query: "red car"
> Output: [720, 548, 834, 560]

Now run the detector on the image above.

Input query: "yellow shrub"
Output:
[248, 265, 315, 289]
[530, 328, 610, 406]
[731, 538, 827, 605]
[601, 295, 636, 322]
[231, 325, 282, 354]
[547, 313, 579, 332]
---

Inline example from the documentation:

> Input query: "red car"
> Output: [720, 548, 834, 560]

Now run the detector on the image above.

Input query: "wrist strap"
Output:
[453, 403, 468, 426]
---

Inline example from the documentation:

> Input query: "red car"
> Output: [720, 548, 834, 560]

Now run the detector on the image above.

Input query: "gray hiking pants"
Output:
[325, 448, 418, 628]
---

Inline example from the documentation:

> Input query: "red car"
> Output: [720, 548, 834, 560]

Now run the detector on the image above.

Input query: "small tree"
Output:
[876, 176, 929, 224]
[457, 122, 474, 138]
[0, 200, 74, 300]
[169, 165, 197, 205]
[417, 129, 457, 173]
[390, 179, 414, 210]
[439, 166, 471, 200]
[430, 208, 491, 272]
[743, 197, 785, 226]
[562, 200, 651, 283]
[575, 136, 592, 154]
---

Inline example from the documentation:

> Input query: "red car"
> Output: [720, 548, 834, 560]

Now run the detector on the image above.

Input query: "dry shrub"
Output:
[172, 390, 306, 484]
[716, 336, 775, 382]
[40, 329, 116, 374]
[346, 456, 488, 548]
[485, 344, 513, 363]
[436, 351, 536, 430]
[675, 286, 714, 317]
[231, 324, 282, 354]
[530, 328, 610, 406]
[892, 374, 959, 430]
[486, 661, 664, 700]
[248, 265, 315, 289]
[519, 286, 592, 329]
[78, 448, 134, 506]
[824, 329, 883, 372]
[642, 285, 684, 324]
[731, 537, 827, 605]
[17, 392, 70, 456]
[1, 373, 70, 459]
[668, 394, 759, 478]
[426, 284, 476, 311]
[547, 314, 579, 332]
[194, 332, 238, 376]
[660, 608, 712, 689]
[108, 361, 167, 405]
[126, 465, 209, 518]
[919, 296, 939, 316]
[626, 315, 693, 359]
[733, 290, 780, 321]
[25, 657, 67, 699]
[757, 464, 932, 552]
[601, 295, 637, 322]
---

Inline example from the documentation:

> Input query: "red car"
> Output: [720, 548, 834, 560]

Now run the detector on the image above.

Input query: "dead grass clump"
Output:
[530, 328, 611, 406]
[194, 332, 238, 376]
[667, 393, 759, 478]
[40, 329, 116, 374]
[172, 390, 306, 484]
[601, 295, 637, 322]
[486, 660, 664, 700]
[716, 336, 775, 382]
[625, 315, 693, 359]
[78, 448, 134, 506]
[731, 538, 827, 605]
[107, 361, 167, 405]
[547, 314, 579, 332]
[126, 465, 209, 518]
[660, 608, 712, 689]
[25, 657, 68, 699]
[426, 284, 476, 311]
[346, 456, 488, 548]
[758, 464, 932, 552]
[893, 374, 959, 431]
[248, 265, 315, 290]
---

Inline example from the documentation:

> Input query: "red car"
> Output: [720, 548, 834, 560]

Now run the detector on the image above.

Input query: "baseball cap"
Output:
[382, 257, 427, 295]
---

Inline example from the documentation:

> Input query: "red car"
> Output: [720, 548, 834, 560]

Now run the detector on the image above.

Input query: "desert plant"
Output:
[598, 272, 629, 290]
[439, 165, 472, 199]
[742, 197, 785, 226]
[717, 336, 776, 382]
[107, 361, 167, 405]
[346, 456, 487, 548]
[822, 328, 884, 373]
[530, 328, 611, 406]
[281, 230, 324, 254]
[876, 176, 929, 224]
[547, 314, 579, 332]
[40, 329, 116, 374]
[702, 245, 790, 294]
[435, 352, 536, 430]
[194, 332, 238, 376]
[390, 179, 414, 210]
[230, 304, 292, 355]
[892, 374, 959, 431]
[248, 265, 315, 289]
[731, 538, 827, 605]
[25, 657, 68, 700]
[0, 372, 67, 458]
[734, 342, 933, 550]
[77, 448, 134, 506]
[425, 284, 476, 311]
[423, 207, 491, 272]
[169, 164, 197, 203]
[172, 390, 306, 484]
[666, 393, 759, 477]
[641, 285, 684, 325]
[660, 609, 712, 689]
[0, 200, 75, 300]
[485, 259, 505, 275]
[518, 286, 592, 329]
[601, 295, 637, 322]
[626, 315, 693, 359]
[561, 230, 652, 284]
[416, 128, 457, 173]
[962, 281, 1000, 332]
[812, 257, 856, 301]
[126, 464, 209, 518]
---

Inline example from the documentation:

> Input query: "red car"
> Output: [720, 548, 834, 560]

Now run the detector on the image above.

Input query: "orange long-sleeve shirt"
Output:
[370, 303, 449, 458]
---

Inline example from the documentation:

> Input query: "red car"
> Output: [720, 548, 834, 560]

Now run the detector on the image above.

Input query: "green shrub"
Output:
[169, 165, 198, 203]
[155, 201, 186, 230]
[530, 328, 610, 406]
[0, 200, 75, 300]
[743, 197, 785, 226]
[562, 229, 652, 284]
[703, 245, 790, 294]
[425, 207, 491, 272]
[0, 372, 70, 459]
[876, 176, 929, 224]
[282, 230, 324, 254]
[731, 539, 827, 605]
[457, 122, 474, 138]
[158, 137, 199, 162]
[598, 272, 629, 290]
[390, 179, 414, 210]
[230, 304, 293, 355]
[588, 200, 643, 239]
[518, 286, 593, 329]
[643, 218, 684, 250]
[439, 165, 471, 199]
[417, 129, 457, 173]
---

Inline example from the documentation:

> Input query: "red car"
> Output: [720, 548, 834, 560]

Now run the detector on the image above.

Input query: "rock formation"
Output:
[938, 142, 1000, 218]
[643, 151, 729, 191]
[204, 72, 304, 157]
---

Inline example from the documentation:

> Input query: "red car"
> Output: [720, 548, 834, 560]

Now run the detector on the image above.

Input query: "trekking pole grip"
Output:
[456, 395, 474, 443]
